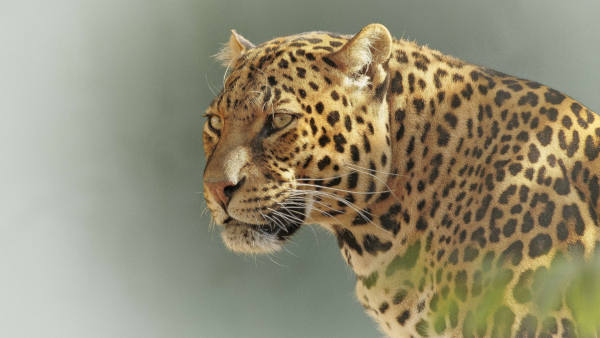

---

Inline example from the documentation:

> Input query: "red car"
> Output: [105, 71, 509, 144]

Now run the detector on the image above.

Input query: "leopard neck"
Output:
[335, 41, 480, 275]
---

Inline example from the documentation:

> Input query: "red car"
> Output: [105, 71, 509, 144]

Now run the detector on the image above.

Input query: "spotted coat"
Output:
[203, 24, 600, 337]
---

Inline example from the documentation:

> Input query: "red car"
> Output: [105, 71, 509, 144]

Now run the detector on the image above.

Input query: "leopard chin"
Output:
[221, 221, 284, 254]
[220, 205, 305, 254]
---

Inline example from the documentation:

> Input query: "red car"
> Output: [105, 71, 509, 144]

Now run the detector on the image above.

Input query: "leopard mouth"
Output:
[224, 203, 306, 240]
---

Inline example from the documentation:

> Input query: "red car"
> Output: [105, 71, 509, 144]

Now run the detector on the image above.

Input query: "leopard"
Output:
[202, 23, 600, 337]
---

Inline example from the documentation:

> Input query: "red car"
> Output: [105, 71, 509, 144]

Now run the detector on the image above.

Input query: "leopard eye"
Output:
[208, 115, 223, 131]
[271, 113, 294, 129]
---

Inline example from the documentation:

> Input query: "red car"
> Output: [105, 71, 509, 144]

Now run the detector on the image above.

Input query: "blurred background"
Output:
[1, 1, 599, 337]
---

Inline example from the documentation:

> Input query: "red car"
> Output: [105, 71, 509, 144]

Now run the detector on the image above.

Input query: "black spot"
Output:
[562, 115, 572, 129]
[508, 163, 522, 176]
[347, 171, 359, 189]
[352, 207, 372, 225]
[461, 83, 473, 100]
[451, 94, 461, 108]
[538, 200, 555, 228]
[503, 219, 517, 238]
[553, 160, 570, 195]
[499, 185, 517, 204]
[528, 233, 552, 258]
[296, 67, 306, 78]
[452, 73, 464, 82]
[527, 143, 540, 163]
[397, 310, 410, 325]
[343, 115, 352, 132]
[518, 92, 539, 107]
[333, 134, 346, 153]
[322, 56, 337, 68]
[521, 211, 534, 233]
[363, 235, 392, 255]
[478, 85, 488, 95]
[298, 88, 306, 99]
[309, 118, 318, 135]
[317, 156, 331, 170]
[498, 240, 524, 266]
[475, 194, 492, 221]
[330, 90, 339, 101]
[363, 134, 371, 153]
[395, 109, 406, 123]
[302, 155, 313, 168]
[413, 98, 425, 113]
[507, 113, 520, 130]
[318, 134, 330, 147]
[519, 185, 530, 203]
[544, 88, 565, 104]
[584, 135, 600, 161]
[437, 125, 450, 146]
[558, 129, 580, 158]
[590, 176, 599, 222]
[277, 58, 288, 69]
[514, 131, 528, 143]
[536, 126, 553, 146]
[267, 76, 278, 86]
[444, 113, 458, 128]
[557, 221, 568, 241]
[471, 227, 487, 248]
[374, 78, 388, 102]
[334, 226, 362, 255]
[494, 90, 512, 107]
[428, 153, 444, 184]
[390, 71, 403, 94]
[408, 73, 415, 93]
[327, 111, 340, 126]
[350, 145, 360, 162]
[315, 102, 324, 114]
[416, 217, 428, 231]
[379, 302, 389, 314]
[380, 204, 402, 235]
[563, 204, 585, 236]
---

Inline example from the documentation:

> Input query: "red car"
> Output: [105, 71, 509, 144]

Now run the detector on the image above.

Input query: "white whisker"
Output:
[295, 182, 391, 195]
[289, 189, 385, 232]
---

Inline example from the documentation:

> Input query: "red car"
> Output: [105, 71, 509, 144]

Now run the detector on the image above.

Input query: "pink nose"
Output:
[204, 180, 241, 209]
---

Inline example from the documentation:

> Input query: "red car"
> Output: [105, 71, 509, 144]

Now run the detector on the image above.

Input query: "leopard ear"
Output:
[215, 30, 255, 67]
[328, 23, 392, 75]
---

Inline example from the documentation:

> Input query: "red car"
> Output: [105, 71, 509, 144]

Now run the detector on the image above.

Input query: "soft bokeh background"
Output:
[1, 1, 599, 337]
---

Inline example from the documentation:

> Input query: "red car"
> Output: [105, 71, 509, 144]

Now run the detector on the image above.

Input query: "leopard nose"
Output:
[205, 177, 245, 210]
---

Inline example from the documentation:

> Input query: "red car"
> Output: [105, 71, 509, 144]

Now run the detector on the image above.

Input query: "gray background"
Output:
[1, 0, 598, 337]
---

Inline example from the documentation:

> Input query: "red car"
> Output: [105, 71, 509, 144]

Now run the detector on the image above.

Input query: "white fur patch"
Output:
[223, 146, 249, 184]
[221, 224, 282, 254]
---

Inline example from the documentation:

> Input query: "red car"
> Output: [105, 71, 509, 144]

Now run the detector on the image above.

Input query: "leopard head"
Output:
[203, 24, 394, 253]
